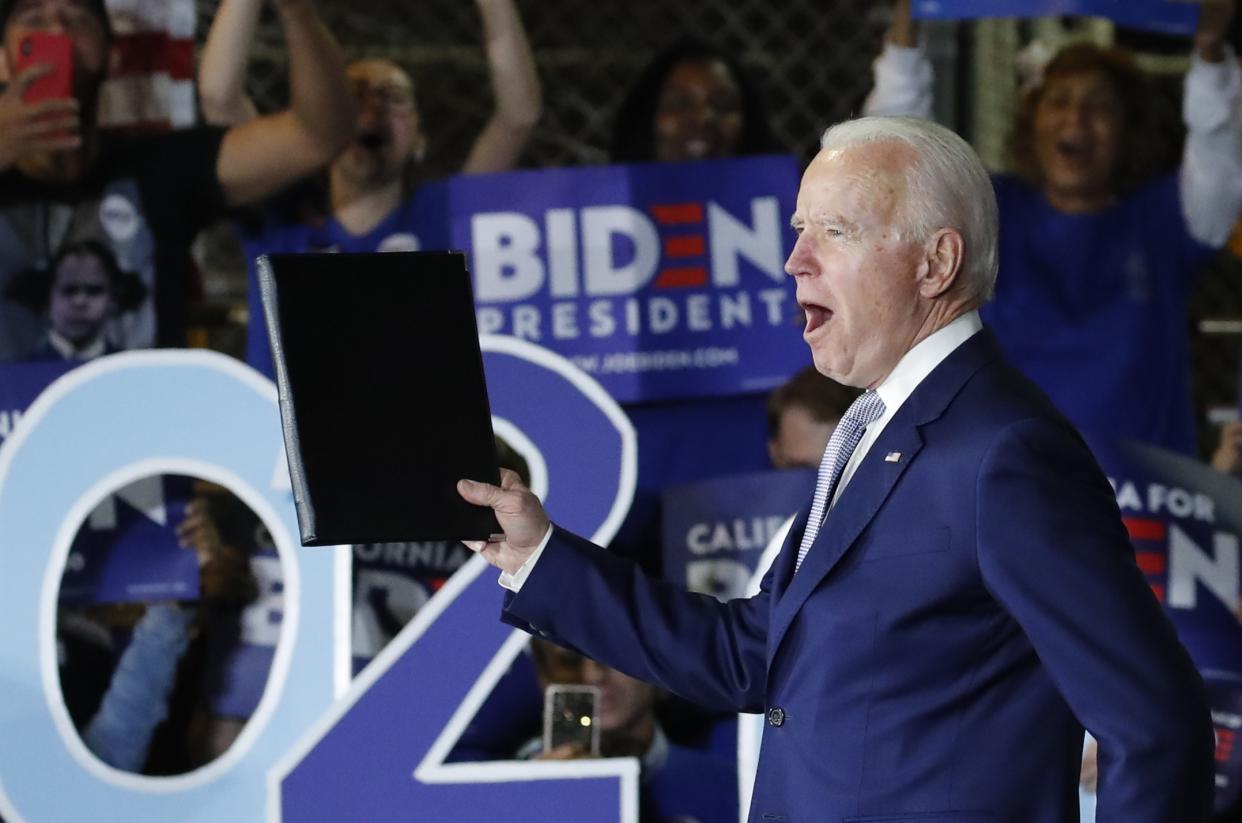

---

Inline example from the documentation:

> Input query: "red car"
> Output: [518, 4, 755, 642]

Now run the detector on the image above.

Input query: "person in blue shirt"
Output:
[866, 0, 1242, 455]
[196, 0, 542, 380]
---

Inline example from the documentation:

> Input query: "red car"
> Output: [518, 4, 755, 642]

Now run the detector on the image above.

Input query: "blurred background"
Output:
[187, 0, 1242, 459]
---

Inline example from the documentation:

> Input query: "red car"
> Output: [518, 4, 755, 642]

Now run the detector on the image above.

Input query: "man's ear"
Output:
[917, 228, 964, 299]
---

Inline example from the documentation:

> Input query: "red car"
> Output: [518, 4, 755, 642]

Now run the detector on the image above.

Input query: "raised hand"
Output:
[177, 498, 258, 604]
[1211, 419, 1242, 475]
[458, 468, 551, 575]
[887, 0, 918, 48]
[0, 63, 80, 172]
[1195, 0, 1235, 62]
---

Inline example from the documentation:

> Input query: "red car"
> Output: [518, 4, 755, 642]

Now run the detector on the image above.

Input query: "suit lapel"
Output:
[768, 426, 923, 660]
[770, 504, 811, 599]
[765, 329, 1003, 664]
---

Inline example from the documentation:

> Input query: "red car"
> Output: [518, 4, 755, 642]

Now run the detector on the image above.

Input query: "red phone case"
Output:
[15, 33, 74, 105]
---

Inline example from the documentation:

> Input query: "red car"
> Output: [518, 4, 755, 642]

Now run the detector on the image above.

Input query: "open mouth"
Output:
[1054, 137, 1092, 166]
[357, 130, 389, 150]
[801, 302, 832, 336]
[682, 126, 724, 161]
[683, 138, 714, 159]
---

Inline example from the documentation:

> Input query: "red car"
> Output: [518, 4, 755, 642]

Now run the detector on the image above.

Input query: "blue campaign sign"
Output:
[1084, 434, 1242, 813]
[440, 154, 806, 405]
[914, 0, 1200, 35]
[1083, 436, 1242, 663]
[1207, 677, 1242, 812]
[275, 335, 640, 822]
[0, 360, 77, 446]
[1, 361, 200, 607]
[0, 351, 347, 823]
[350, 539, 474, 673]
[58, 474, 201, 605]
[662, 469, 813, 601]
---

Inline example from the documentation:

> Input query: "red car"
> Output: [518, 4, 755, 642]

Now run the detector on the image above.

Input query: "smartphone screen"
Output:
[543, 685, 600, 756]
[16, 33, 74, 105]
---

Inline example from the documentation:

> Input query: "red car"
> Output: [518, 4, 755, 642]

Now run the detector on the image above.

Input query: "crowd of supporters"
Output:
[6, 0, 1242, 820]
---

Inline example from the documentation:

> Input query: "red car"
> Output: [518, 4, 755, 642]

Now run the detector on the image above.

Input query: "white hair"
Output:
[820, 116, 999, 303]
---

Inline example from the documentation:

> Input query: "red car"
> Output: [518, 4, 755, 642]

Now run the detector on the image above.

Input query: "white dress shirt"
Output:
[829, 310, 982, 510]
[500, 311, 984, 592]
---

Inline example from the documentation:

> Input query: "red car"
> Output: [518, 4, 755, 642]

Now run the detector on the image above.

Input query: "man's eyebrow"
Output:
[815, 213, 861, 231]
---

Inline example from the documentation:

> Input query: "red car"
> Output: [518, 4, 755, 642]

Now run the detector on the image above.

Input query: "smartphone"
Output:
[16, 32, 74, 105]
[543, 684, 600, 756]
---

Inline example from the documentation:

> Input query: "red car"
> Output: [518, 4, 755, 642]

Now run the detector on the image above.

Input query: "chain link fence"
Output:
[192, 0, 1242, 458]
[195, 0, 896, 172]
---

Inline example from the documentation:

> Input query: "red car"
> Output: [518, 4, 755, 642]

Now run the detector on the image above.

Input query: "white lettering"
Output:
[648, 297, 678, 334]
[625, 298, 641, 334]
[552, 302, 579, 339]
[471, 213, 544, 301]
[719, 292, 751, 329]
[546, 208, 579, 298]
[1109, 481, 1215, 522]
[1168, 525, 1239, 611]
[588, 300, 616, 337]
[686, 294, 712, 331]
[686, 516, 789, 555]
[708, 197, 785, 286]
[512, 305, 542, 341]
[1114, 480, 1143, 512]
[476, 307, 504, 335]
[758, 289, 789, 325]
[582, 206, 660, 296]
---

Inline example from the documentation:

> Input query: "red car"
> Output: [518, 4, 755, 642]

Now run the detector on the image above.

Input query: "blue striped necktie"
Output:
[794, 389, 886, 573]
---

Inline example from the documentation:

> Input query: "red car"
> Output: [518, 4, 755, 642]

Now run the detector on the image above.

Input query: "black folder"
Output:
[257, 251, 501, 546]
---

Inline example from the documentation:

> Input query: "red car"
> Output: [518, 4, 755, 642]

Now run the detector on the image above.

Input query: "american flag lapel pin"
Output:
[884, 451, 902, 463]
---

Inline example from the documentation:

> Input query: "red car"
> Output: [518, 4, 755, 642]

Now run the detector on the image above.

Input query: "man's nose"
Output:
[1064, 98, 1090, 129]
[784, 233, 810, 278]
[355, 96, 384, 121]
[689, 99, 715, 127]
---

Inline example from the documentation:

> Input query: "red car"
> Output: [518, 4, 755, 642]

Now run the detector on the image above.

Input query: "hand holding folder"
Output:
[257, 251, 502, 546]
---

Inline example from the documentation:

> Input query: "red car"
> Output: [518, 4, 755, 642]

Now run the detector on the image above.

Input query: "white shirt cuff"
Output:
[498, 524, 554, 592]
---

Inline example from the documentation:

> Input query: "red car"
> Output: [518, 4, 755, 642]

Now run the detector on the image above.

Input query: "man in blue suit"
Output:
[459, 116, 1215, 822]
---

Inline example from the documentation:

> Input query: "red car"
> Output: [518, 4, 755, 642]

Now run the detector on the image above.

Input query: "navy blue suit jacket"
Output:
[503, 330, 1214, 823]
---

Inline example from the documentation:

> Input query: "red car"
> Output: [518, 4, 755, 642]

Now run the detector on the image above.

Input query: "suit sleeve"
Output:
[501, 527, 772, 714]
[975, 417, 1215, 822]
